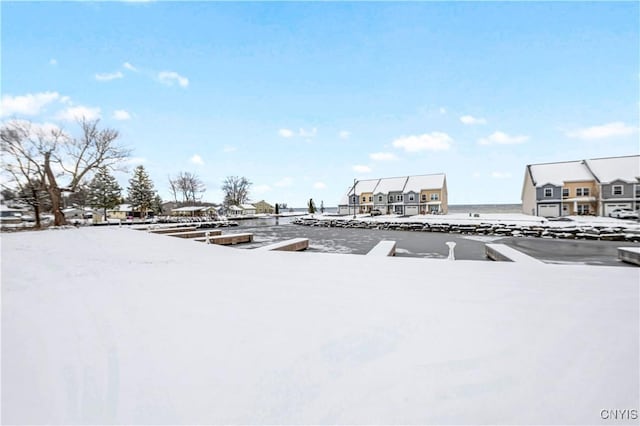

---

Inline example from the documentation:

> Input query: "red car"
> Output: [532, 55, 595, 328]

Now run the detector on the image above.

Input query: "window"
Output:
[369, 196, 373, 202]
[351, 196, 357, 203]
[635, 185, 640, 198]
[576, 188, 590, 197]
[544, 188, 553, 197]
[421, 194, 427, 202]
[409, 194, 414, 201]
[397, 195, 403, 202]
[577, 204, 590, 215]
[612, 185, 623, 196]
[388, 195, 393, 202]
[362, 197, 366, 203]
[378, 195, 383, 202]
[562, 188, 569, 197]
[430, 193, 439, 201]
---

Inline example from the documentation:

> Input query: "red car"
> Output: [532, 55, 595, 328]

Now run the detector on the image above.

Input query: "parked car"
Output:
[609, 208, 639, 219]
[371, 209, 383, 216]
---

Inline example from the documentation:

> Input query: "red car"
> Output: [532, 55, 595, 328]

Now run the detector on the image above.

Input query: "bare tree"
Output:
[222, 176, 251, 207]
[1, 118, 130, 226]
[170, 171, 206, 204]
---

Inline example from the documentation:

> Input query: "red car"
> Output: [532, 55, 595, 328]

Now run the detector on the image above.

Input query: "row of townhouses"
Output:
[521, 155, 640, 217]
[338, 173, 448, 216]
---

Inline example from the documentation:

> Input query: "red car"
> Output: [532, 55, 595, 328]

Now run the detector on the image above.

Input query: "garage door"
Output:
[538, 204, 559, 217]
[405, 206, 419, 216]
[604, 203, 632, 216]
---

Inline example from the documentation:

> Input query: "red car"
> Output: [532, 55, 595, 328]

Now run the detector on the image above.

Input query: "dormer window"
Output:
[544, 188, 553, 197]
[612, 185, 623, 196]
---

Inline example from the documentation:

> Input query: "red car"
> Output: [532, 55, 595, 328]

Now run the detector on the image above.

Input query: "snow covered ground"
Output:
[2, 227, 639, 424]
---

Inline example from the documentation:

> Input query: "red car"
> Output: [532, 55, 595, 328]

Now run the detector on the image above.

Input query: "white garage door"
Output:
[538, 204, 559, 217]
[604, 203, 632, 216]
[405, 206, 419, 216]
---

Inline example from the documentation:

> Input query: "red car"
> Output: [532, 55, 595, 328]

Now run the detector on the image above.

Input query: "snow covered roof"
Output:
[108, 204, 133, 212]
[528, 161, 594, 187]
[172, 206, 217, 212]
[404, 174, 446, 192]
[240, 204, 256, 210]
[585, 155, 640, 184]
[228, 205, 243, 211]
[373, 176, 408, 194]
[351, 179, 380, 195]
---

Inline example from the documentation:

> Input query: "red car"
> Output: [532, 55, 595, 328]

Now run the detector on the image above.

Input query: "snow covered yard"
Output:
[2, 227, 639, 424]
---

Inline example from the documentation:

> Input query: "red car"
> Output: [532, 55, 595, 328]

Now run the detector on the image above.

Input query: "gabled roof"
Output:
[350, 179, 380, 195]
[240, 204, 256, 210]
[528, 161, 594, 187]
[172, 206, 217, 212]
[404, 174, 446, 192]
[374, 176, 408, 194]
[585, 155, 640, 184]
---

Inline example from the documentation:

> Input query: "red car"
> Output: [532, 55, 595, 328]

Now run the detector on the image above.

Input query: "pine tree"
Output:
[88, 167, 122, 221]
[127, 165, 155, 219]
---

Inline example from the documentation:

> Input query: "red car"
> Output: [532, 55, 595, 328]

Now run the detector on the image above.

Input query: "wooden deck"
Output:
[148, 226, 198, 234]
[257, 238, 309, 252]
[163, 229, 222, 239]
[366, 240, 397, 257]
[196, 232, 254, 245]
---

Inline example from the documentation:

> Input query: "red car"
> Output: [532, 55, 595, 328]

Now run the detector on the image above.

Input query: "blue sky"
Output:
[2, 1, 638, 206]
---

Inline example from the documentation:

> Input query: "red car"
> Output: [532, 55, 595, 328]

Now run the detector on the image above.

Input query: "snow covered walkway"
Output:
[2, 227, 639, 424]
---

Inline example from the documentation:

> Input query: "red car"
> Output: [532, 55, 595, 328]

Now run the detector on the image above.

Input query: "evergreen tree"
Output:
[308, 198, 316, 214]
[127, 165, 155, 219]
[88, 167, 122, 221]
[151, 194, 164, 217]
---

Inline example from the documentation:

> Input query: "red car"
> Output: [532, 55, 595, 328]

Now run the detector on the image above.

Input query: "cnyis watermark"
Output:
[600, 409, 638, 421]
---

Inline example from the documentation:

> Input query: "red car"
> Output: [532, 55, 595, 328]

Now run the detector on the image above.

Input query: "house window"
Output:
[409, 194, 414, 201]
[369, 196, 372, 202]
[421, 194, 426, 202]
[576, 188, 590, 197]
[635, 185, 640, 198]
[397, 195, 403, 202]
[352, 196, 357, 203]
[362, 197, 366, 203]
[378, 195, 383, 202]
[612, 185, 623, 196]
[577, 204, 590, 215]
[388, 195, 393, 202]
[544, 188, 553, 197]
[430, 193, 439, 201]
[562, 188, 569, 197]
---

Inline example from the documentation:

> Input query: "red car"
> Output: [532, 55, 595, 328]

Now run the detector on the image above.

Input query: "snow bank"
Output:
[2, 227, 639, 424]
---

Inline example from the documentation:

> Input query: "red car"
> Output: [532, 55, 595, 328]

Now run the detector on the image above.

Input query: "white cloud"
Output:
[223, 145, 237, 153]
[190, 154, 204, 165]
[339, 130, 351, 139]
[566, 122, 636, 140]
[49, 59, 57, 66]
[369, 152, 398, 161]
[157, 71, 189, 87]
[392, 132, 452, 152]
[353, 165, 372, 173]
[439, 107, 447, 114]
[275, 177, 293, 187]
[491, 171, 512, 179]
[253, 184, 272, 194]
[1, 91, 60, 117]
[278, 128, 294, 138]
[55, 105, 101, 121]
[112, 110, 131, 120]
[478, 131, 528, 145]
[95, 71, 124, 82]
[313, 182, 327, 190]
[123, 62, 138, 72]
[460, 115, 487, 125]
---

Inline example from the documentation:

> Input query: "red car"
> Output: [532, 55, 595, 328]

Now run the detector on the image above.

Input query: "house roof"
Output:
[228, 205, 243, 211]
[585, 155, 640, 184]
[240, 204, 256, 210]
[528, 161, 594, 187]
[374, 177, 409, 194]
[350, 179, 380, 195]
[404, 174, 446, 192]
[172, 206, 216, 212]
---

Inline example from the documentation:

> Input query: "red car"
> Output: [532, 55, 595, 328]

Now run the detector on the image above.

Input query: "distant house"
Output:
[0, 205, 27, 223]
[521, 155, 640, 217]
[338, 174, 448, 216]
[253, 200, 275, 214]
[240, 204, 257, 215]
[106, 204, 149, 220]
[171, 206, 219, 218]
